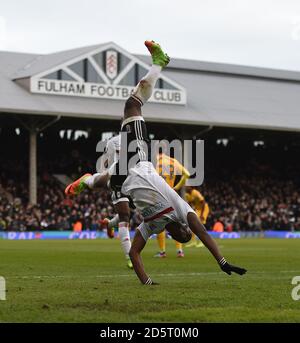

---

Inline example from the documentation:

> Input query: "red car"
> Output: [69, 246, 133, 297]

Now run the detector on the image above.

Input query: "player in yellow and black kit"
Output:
[185, 186, 210, 248]
[155, 152, 190, 257]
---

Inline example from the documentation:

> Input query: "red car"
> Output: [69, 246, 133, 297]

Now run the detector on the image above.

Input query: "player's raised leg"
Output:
[65, 173, 92, 195]
[65, 172, 109, 196]
[123, 40, 170, 121]
[110, 40, 170, 194]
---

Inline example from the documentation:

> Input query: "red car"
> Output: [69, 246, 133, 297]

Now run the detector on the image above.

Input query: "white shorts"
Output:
[122, 162, 195, 241]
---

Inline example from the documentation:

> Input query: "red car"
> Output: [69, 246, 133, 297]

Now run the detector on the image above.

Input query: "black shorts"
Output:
[110, 189, 136, 209]
[121, 117, 151, 163]
[110, 117, 151, 192]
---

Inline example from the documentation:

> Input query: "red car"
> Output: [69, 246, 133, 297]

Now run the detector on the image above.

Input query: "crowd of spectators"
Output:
[203, 176, 300, 231]
[0, 142, 300, 232]
[203, 147, 300, 231]
[0, 172, 144, 232]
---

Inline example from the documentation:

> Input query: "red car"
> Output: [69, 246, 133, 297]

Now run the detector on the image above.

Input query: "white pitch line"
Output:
[6, 272, 220, 280]
[5, 270, 300, 280]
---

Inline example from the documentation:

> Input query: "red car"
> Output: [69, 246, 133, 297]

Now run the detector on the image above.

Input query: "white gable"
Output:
[29, 43, 186, 105]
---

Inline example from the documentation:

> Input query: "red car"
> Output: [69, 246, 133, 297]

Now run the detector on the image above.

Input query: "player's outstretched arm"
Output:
[187, 212, 247, 276]
[129, 230, 158, 285]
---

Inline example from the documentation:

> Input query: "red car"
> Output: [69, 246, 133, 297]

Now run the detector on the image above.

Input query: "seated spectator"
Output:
[0, 154, 299, 232]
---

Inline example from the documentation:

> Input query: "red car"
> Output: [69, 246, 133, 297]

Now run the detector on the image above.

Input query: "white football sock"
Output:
[84, 173, 101, 189]
[108, 214, 120, 229]
[118, 222, 131, 260]
[132, 64, 162, 105]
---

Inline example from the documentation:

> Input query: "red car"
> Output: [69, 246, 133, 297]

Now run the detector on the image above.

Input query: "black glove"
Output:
[219, 257, 247, 276]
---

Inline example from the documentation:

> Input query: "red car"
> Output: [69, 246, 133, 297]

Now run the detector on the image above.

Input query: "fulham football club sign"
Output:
[29, 43, 187, 105]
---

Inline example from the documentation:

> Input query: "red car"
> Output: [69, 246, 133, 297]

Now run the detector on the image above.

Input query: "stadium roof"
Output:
[0, 42, 300, 132]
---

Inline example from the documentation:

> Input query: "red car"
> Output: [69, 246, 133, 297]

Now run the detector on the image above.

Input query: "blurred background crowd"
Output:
[1, 133, 299, 232]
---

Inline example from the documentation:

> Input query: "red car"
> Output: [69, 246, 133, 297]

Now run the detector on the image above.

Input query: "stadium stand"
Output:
[1, 132, 299, 232]
[0, 43, 300, 233]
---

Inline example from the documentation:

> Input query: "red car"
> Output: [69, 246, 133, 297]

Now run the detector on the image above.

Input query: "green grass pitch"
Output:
[0, 238, 299, 322]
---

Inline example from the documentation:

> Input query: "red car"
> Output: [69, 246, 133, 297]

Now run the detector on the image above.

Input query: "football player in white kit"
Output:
[66, 40, 247, 284]
[65, 134, 134, 269]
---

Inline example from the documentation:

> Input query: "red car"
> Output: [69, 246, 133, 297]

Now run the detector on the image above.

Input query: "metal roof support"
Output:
[14, 115, 61, 204]
[29, 129, 37, 204]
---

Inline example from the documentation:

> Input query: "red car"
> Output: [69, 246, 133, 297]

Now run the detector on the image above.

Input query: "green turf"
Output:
[0, 238, 299, 323]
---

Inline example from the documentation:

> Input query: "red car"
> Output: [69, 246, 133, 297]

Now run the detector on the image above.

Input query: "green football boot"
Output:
[127, 259, 133, 269]
[144, 40, 170, 68]
[65, 173, 92, 196]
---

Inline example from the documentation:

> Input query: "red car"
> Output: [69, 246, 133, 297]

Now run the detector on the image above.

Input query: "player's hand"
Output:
[219, 258, 247, 275]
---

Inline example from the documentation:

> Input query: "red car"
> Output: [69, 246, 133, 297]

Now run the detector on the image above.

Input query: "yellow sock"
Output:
[157, 231, 166, 252]
[175, 241, 182, 252]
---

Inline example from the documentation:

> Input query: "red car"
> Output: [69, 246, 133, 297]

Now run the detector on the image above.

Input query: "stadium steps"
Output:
[53, 174, 73, 187]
